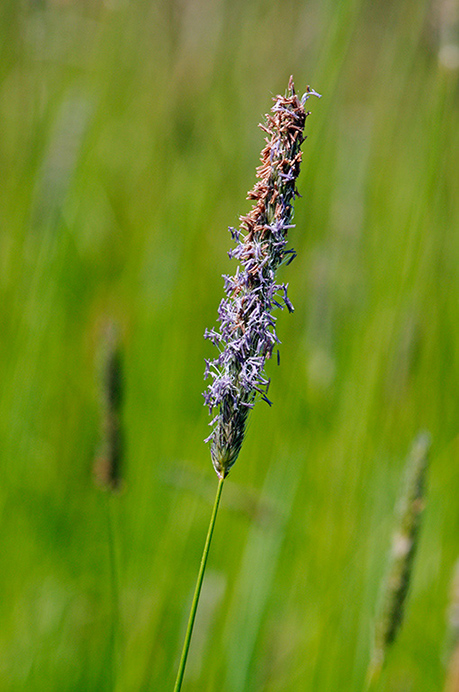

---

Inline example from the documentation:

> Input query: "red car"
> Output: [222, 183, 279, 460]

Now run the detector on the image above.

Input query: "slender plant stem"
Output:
[173, 476, 225, 692]
[105, 493, 120, 691]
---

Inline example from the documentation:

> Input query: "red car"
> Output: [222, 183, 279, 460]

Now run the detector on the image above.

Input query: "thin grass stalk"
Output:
[105, 492, 121, 691]
[173, 476, 225, 692]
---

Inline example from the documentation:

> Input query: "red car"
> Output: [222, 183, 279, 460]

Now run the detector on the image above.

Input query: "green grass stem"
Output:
[105, 493, 121, 691]
[173, 476, 225, 692]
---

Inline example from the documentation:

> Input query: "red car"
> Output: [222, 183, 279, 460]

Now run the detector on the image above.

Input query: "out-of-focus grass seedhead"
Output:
[368, 432, 431, 685]
[94, 319, 124, 492]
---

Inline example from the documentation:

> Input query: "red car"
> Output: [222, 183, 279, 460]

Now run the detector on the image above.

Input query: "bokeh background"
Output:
[1, 0, 459, 689]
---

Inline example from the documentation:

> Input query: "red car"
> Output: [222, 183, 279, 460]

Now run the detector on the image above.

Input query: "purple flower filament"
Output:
[204, 77, 320, 478]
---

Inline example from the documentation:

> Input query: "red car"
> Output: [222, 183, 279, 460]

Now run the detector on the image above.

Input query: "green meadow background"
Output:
[1, 0, 459, 689]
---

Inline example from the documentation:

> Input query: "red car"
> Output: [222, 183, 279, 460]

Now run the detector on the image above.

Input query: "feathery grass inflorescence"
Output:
[173, 78, 319, 692]
[367, 432, 431, 686]
[94, 319, 124, 491]
[204, 76, 320, 479]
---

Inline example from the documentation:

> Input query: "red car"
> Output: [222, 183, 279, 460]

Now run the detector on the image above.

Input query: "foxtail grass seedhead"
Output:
[94, 320, 124, 491]
[369, 432, 431, 681]
[203, 77, 320, 478]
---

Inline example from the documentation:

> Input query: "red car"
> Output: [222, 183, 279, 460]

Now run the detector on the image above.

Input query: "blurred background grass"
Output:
[1, 0, 459, 689]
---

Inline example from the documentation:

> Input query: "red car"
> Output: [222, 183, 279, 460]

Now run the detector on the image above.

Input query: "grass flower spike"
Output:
[204, 76, 320, 478]
[173, 78, 319, 692]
